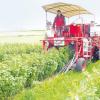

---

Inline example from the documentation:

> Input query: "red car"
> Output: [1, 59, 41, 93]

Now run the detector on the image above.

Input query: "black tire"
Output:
[75, 58, 86, 71]
[92, 46, 100, 61]
[98, 51, 100, 60]
[95, 50, 100, 60]
[92, 50, 100, 61]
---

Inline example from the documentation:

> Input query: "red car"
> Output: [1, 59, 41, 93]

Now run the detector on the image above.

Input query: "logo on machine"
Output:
[54, 37, 64, 46]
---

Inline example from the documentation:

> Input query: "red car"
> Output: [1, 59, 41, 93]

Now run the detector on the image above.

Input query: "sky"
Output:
[0, 0, 100, 31]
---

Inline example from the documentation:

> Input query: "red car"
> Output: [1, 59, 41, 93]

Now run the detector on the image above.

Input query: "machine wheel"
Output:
[75, 58, 86, 71]
[95, 50, 100, 60]
[97, 50, 100, 59]
[92, 46, 100, 61]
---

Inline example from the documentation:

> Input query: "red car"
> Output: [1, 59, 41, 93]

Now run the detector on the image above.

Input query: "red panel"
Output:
[70, 24, 83, 37]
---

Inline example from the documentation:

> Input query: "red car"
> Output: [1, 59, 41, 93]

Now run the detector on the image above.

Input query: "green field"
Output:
[14, 61, 100, 100]
[0, 32, 100, 100]
[0, 44, 70, 100]
[0, 30, 45, 44]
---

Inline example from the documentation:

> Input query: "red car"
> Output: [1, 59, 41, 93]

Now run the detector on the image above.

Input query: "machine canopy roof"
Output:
[42, 2, 92, 18]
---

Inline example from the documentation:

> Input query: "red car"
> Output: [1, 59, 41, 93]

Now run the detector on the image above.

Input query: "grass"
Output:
[14, 61, 100, 100]
[0, 32, 99, 100]
[0, 44, 70, 99]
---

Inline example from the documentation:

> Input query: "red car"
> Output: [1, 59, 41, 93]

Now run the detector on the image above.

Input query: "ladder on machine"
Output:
[59, 46, 81, 73]
[83, 38, 92, 58]
[59, 54, 77, 73]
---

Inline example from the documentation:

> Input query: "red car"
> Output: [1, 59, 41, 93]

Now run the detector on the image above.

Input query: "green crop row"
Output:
[0, 44, 70, 99]
[14, 61, 100, 100]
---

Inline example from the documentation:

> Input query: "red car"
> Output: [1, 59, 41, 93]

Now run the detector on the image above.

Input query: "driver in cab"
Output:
[53, 10, 66, 37]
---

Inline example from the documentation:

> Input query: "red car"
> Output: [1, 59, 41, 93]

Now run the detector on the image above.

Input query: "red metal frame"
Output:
[41, 23, 100, 71]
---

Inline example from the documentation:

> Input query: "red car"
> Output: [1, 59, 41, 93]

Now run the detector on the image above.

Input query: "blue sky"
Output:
[0, 0, 99, 31]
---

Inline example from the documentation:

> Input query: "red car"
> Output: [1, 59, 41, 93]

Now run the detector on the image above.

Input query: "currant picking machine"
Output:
[41, 2, 100, 72]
